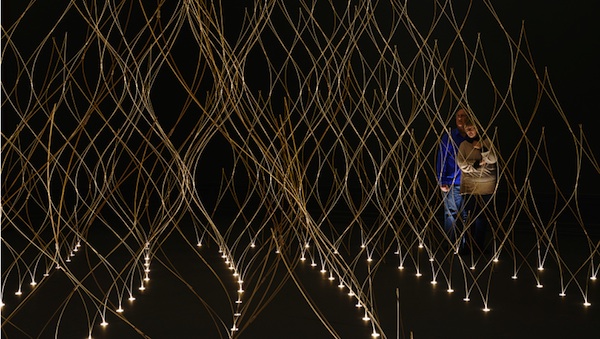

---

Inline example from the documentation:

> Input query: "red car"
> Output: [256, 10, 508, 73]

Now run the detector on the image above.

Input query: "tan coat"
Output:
[457, 139, 498, 195]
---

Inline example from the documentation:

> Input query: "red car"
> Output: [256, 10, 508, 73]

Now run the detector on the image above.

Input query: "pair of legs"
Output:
[442, 185, 466, 251]
[462, 193, 492, 253]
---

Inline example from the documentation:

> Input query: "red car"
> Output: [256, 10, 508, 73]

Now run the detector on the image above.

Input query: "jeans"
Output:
[442, 185, 465, 247]
[462, 194, 492, 252]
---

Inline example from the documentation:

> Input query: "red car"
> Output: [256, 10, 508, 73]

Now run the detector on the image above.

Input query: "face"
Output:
[455, 109, 468, 130]
[465, 124, 478, 139]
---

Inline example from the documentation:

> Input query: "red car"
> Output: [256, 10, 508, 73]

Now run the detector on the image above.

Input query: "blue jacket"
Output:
[436, 128, 466, 186]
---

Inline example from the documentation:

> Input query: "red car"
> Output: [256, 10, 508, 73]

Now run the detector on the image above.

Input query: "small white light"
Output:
[234, 312, 241, 317]
[348, 292, 355, 296]
[367, 258, 373, 262]
[584, 302, 591, 307]
[447, 289, 454, 293]
[300, 257, 306, 261]
[559, 293, 566, 297]
[463, 298, 470, 302]
[320, 269, 326, 273]
[591, 276, 597, 281]
[398, 266, 404, 270]
[128, 296, 136, 301]
[235, 300, 242, 304]
[362, 316, 370, 321]
[139, 286, 145, 291]
[15, 291, 22, 296]
[483, 308, 491, 312]
[197, 242, 202, 247]
[430, 281, 437, 285]
[415, 273, 422, 277]
[371, 332, 380, 337]
[250, 243, 256, 248]
[511, 275, 518, 280]
[536, 284, 543, 288]
[428, 258, 434, 262]
[328, 276, 335, 281]
[538, 267, 544, 271]
[100, 321, 108, 327]
[30, 281, 37, 286]
[311, 262, 317, 267]
[117, 308, 124, 313]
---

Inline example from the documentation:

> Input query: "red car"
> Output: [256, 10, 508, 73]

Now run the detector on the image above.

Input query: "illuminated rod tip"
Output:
[355, 303, 362, 308]
[305, 244, 310, 248]
[334, 250, 339, 254]
[228, 266, 235, 270]
[511, 275, 518, 280]
[231, 327, 238, 331]
[235, 300, 242, 304]
[320, 269, 327, 273]
[338, 284, 345, 288]
[394, 251, 399, 255]
[559, 293, 566, 297]
[348, 292, 355, 296]
[584, 302, 591, 307]
[428, 258, 434, 262]
[43, 273, 50, 277]
[328, 276, 335, 280]
[234, 312, 241, 317]
[463, 298, 470, 302]
[275, 250, 280, 254]
[66, 259, 71, 263]
[418, 244, 424, 248]
[250, 243, 256, 248]
[237, 280, 243, 284]
[362, 316, 370, 321]
[447, 289, 454, 293]
[233, 272, 239, 277]
[144, 269, 150, 273]
[398, 266, 404, 270]
[139, 286, 146, 291]
[536, 284, 543, 288]
[371, 332, 380, 337]
[483, 308, 491, 312]
[15, 291, 22, 296]
[310, 263, 317, 267]
[300, 257, 306, 261]
[538, 267, 544, 271]
[30, 281, 37, 286]
[197, 243, 202, 247]
[430, 281, 437, 285]
[493, 258, 499, 262]
[117, 308, 124, 313]
[144, 277, 150, 282]
[238, 289, 244, 293]
[100, 321, 108, 327]
[415, 273, 422, 277]
[367, 258, 373, 262]
[470, 266, 475, 270]
[0, 302, 5, 307]
[591, 276, 597, 280]
[360, 244, 366, 248]
[128, 297, 136, 301]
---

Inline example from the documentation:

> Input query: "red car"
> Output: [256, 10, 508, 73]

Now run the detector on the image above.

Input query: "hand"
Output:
[440, 185, 450, 192]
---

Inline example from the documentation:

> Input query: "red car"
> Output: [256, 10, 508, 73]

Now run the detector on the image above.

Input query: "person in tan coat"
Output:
[457, 117, 498, 254]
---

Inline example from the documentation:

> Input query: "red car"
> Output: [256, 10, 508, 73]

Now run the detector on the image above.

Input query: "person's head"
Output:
[464, 118, 478, 139]
[455, 108, 468, 131]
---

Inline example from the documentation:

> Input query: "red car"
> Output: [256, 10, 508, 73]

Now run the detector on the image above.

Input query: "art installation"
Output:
[2, 0, 598, 338]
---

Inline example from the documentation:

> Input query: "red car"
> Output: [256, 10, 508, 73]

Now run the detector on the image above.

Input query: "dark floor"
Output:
[2, 223, 599, 339]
